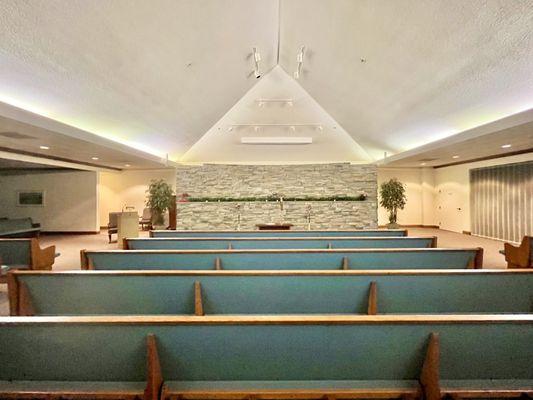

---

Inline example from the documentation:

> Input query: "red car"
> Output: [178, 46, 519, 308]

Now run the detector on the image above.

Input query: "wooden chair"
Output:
[503, 236, 532, 268]
[107, 212, 120, 243]
[139, 208, 152, 230]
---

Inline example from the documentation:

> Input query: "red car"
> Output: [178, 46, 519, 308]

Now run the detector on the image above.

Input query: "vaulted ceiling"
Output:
[0, 0, 532, 165]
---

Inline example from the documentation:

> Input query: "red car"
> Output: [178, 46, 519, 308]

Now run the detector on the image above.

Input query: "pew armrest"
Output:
[30, 239, 56, 270]
[504, 237, 532, 268]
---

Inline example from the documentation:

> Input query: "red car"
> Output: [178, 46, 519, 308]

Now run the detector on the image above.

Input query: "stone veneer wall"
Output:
[175, 163, 377, 230]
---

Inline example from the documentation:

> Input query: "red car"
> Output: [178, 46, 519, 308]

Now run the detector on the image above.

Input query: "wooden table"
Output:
[256, 223, 294, 231]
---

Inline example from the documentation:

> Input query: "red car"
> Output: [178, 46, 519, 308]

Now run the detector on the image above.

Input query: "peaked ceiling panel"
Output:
[182, 66, 372, 163]
[279, 0, 533, 160]
[0, 0, 279, 159]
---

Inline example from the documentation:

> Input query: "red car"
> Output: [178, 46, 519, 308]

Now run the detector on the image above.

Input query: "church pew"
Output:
[80, 247, 483, 270]
[150, 228, 408, 238]
[8, 269, 533, 316]
[0, 238, 57, 283]
[0, 315, 531, 400]
[502, 236, 533, 268]
[124, 236, 437, 250]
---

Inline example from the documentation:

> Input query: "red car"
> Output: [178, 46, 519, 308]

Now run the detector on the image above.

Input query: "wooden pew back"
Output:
[81, 248, 483, 270]
[8, 270, 533, 316]
[0, 315, 531, 400]
[125, 236, 437, 250]
[150, 229, 408, 238]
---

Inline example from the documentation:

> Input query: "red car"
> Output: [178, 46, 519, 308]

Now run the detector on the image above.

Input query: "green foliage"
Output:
[379, 178, 407, 224]
[145, 179, 174, 225]
[186, 194, 368, 202]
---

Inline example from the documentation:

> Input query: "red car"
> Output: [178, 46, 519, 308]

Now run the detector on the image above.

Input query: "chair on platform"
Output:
[140, 208, 152, 230]
[106, 212, 120, 243]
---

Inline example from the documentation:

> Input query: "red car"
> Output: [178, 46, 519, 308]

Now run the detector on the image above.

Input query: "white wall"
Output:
[0, 170, 98, 232]
[377, 168, 436, 226]
[98, 169, 176, 226]
[434, 153, 533, 233]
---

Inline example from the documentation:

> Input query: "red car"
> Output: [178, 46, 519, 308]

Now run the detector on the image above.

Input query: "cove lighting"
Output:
[39, 145, 50, 150]
[501, 144, 512, 148]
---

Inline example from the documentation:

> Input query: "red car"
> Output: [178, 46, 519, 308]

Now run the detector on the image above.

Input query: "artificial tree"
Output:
[379, 178, 407, 228]
[145, 179, 174, 227]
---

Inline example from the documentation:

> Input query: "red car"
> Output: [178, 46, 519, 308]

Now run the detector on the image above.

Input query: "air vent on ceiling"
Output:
[0, 131, 36, 139]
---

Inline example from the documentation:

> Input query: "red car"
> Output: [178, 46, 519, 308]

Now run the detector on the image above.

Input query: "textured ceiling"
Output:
[279, 0, 533, 159]
[0, 0, 278, 159]
[0, 0, 532, 163]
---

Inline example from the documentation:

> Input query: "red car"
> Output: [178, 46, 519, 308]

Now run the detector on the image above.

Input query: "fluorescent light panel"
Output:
[241, 136, 312, 145]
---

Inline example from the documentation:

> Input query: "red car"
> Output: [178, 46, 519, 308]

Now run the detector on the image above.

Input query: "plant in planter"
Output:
[145, 179, 174, 228]
[379, 178, 407, 228]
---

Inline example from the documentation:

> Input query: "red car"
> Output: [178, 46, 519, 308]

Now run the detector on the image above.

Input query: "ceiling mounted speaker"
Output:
[241, 137, 312, 145]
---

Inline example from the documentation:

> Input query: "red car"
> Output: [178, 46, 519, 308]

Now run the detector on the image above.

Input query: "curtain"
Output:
[470, 161, 532, 242]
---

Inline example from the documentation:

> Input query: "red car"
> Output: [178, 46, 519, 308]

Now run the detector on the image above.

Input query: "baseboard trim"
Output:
[41, 231, 100, 235]
[378, 224, 440, 229]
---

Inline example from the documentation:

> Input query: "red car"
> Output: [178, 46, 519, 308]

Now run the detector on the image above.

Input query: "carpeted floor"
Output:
[0, 228, 508, 315]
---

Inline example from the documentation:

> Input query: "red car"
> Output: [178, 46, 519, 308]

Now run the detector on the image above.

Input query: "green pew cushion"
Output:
[0, 380, 145, 396]
[441, 379, 533, 394]
[164, 380, 421, 396]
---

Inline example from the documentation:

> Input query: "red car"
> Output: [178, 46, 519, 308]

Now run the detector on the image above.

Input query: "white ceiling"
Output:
[0, 0, 532, 164]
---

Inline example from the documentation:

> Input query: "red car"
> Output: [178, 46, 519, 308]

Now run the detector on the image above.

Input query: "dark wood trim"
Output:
[144, 334, 163, 400]
[6, 272, 19, 316]
[367, 282, 377, 315]
[194, 281, 204, 316]
[434, 148, 533, 169]
[0, 146, 122, 171]
[420, 333, 440, 400]
[462, 231, 472, 235]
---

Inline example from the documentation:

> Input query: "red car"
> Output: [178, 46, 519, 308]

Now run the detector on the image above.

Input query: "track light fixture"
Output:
[294, 46, 305, 79]
[252, 47, 262, 79]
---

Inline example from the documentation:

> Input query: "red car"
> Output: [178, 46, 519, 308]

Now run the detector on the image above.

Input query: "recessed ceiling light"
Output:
[91, 157, 99, 160]
[501, 144, 512, 148]
[452, 155, 459, 159]
[420, 162, 426, 166]
[124, 164, 131, 167]
[39, 145, 50, 150]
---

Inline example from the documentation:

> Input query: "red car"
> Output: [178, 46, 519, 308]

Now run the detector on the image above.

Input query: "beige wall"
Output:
[98, 169, 176, 226]
[434, 153, 533, 234]
[0, 170, 98, 232]
[377, 168, 435, 226]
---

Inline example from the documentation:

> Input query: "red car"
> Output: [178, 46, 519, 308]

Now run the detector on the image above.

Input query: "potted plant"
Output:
[379, 178, 406, 228]
[145, 179, 174, 229]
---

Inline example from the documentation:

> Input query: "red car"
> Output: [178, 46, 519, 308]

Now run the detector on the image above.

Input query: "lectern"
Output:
[117, 211, 139, 248]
